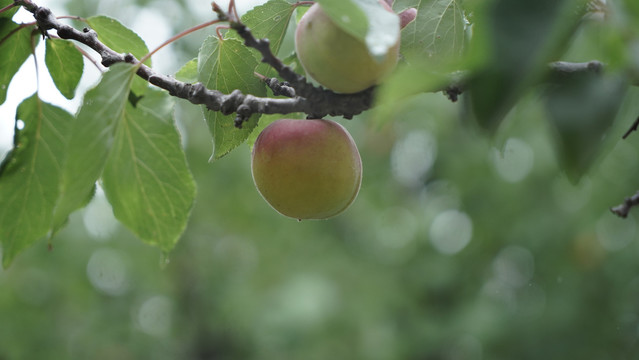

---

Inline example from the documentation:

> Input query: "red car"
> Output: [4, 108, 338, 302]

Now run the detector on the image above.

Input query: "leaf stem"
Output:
[0, 2, 15, 15]
[138, 19, 221, 66]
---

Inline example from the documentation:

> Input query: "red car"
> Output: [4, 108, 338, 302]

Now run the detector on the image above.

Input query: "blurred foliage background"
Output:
[2, 0, 639, 359]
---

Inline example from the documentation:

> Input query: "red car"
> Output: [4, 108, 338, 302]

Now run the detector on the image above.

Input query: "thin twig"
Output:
[622, 116, 639, 139]
[611, 191, 639, 218]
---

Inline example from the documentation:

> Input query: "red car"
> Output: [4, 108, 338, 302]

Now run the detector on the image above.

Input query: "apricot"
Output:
[295, 3, 400, 94]
[251, 119, 362, 220]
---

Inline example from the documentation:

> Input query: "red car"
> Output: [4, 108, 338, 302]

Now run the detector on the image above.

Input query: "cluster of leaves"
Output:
[1, 0, 639, 267]
[0, 0, 467, 267]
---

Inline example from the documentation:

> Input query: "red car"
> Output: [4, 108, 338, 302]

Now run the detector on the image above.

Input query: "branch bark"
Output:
[16, 0, 612, 127]
[611, 191, 639, 218]
[19, 0, 375, 127]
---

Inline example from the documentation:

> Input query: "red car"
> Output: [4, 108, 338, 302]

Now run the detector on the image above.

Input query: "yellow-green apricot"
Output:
[295, 3, 400, 94]
[251, 119, 362, 220]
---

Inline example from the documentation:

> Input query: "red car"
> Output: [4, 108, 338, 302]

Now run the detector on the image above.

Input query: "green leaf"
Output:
[227, 0, 296, 78]
[0, 95, 73, 268]
[373, 63, 455, 125]
[466, 0, 588, 132]
[0, 20, 36, 105]
[315, 0, 367, 40]
[45, 38, 84, 99]
[101, 90, 195, 253]
[52, 63, 136, 231]
[0, 0, 18, 19]
[86, 15, 150, 64]
[281, 51, 304, 77]
[86, 15, 150, 94]
[545, 74, 628, 182]
[197, 37, 266, 160]
[175, 58, 198, 83]
[317, 0, 400, 57]
[394, 0, 466, 67]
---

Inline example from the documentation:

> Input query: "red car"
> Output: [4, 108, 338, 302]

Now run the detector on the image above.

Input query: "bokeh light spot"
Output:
[86, 248, 128, 296]
[492, 137, 534, 183]
[596, 212, 636, 251]
[82, 186, 119, 240]
[493, 246, 535, 287]
[429, 210, 473, 255]
[137, 295, 173, 337]
[391, 131, 437, 188]
[374, 207, 417, 249]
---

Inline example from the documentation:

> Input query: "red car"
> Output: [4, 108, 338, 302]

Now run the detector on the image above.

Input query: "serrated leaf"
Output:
[545, 74, 627, 182]
[227, 0, 296, 78]
[101, 90, 195, 253]
[395, 0, 466, 67]
[86, 15, 150, 95]
[317, 0, 400, 57]
[52, 63, 136, 231]
[197, 37, 266, 160]
[466, 0, 588, 132]
[45, 38, 83, 99]
[0, 20, 36, 105]
[175, 58, 198, 83]
[0, 95, 73, 267]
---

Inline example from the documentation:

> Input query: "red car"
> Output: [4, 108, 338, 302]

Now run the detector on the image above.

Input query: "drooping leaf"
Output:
[197, 37, 266, 160]
[52, 63, 136, 231]
[101, 90, 195, 253]
[466, 0, 588, 132]
[545, 73, 628, 182]
[394, 0, 466, 67]
[86, 15, 150, 94]
[316, 0, 400, 57]
[227, 0, 296, 78]
[0, 20, 36, 105]
[0, 95, 73, 268]
[45, 38, 84, 99]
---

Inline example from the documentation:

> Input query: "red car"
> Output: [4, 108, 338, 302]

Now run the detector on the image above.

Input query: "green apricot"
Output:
[295, 3, 400, 94]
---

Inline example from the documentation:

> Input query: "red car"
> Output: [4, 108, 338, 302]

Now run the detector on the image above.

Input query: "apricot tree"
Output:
[0, 0, 638, 267]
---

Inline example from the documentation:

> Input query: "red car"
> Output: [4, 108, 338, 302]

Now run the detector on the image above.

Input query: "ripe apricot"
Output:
[251, 119, 362, 220]
[295, 3, 400, 94]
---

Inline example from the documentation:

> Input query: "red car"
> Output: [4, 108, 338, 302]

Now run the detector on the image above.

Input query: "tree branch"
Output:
[19, 0, 378, 127]
[17, 0, 613, 128]
[611, 191, 639, 218]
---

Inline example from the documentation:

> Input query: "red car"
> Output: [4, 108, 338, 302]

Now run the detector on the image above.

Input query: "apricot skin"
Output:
[295, 3, 400, 94]
[251, 119, 362, 220]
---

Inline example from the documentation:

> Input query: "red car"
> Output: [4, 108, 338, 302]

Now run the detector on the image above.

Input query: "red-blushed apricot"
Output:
[295, 3, 400, 94]
[251, 119, 362, 220]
